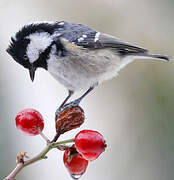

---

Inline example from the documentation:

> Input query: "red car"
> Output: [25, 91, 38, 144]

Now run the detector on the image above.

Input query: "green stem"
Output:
[4, 138, 75, 180]
[24, 145, 50, 167]
[38, 129, 50, 144]
[51, 138, 75, 148]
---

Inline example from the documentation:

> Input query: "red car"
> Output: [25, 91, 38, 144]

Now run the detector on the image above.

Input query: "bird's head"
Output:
[6, 22, 60, 81]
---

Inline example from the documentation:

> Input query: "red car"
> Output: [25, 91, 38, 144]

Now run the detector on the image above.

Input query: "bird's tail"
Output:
[134, 53, 173, 61]
[119, 52, 172, 70]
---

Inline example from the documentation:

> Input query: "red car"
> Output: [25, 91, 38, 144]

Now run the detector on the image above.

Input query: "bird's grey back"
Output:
[56, 21, 96, 43]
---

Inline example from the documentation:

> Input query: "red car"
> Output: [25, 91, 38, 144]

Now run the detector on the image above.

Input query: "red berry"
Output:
[15, 108, 44, 135]
[63, 148, 88, 178]
[75, 130, 106, 161]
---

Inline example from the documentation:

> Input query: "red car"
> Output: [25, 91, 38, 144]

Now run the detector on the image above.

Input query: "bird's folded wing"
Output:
[77, 33, 148, 56]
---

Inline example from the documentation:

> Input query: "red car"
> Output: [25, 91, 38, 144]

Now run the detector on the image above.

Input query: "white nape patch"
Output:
[94, 32, 100, 42]
[26, 32, 52, 63]
[52, 32, 62, 40]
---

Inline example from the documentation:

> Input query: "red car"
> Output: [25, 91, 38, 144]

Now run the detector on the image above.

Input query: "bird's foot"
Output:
[55, 85, 97, 120]
[55, 99, 81, 121]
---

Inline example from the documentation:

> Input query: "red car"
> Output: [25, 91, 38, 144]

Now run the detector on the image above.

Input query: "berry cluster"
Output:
[64, 130, 106, 178]
[13, 105, 106, 179]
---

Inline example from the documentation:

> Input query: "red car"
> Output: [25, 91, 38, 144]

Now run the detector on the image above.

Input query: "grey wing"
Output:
[56, 22, 171, 61]
[76, 32, 148, 56]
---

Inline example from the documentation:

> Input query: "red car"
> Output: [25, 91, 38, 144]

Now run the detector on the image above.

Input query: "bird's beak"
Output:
[29, 64, 36, 82]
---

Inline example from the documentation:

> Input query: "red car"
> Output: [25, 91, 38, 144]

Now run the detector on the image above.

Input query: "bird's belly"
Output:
[47, 49, 127, 91]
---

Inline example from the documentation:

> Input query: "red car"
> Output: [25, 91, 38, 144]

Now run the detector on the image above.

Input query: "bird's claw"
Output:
[55, 99, 81, 120]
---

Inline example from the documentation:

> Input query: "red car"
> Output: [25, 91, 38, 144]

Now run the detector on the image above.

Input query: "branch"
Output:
[4, 139, 75, 180]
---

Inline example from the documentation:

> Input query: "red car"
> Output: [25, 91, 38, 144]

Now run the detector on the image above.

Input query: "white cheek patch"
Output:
[26, 32, 52, 63]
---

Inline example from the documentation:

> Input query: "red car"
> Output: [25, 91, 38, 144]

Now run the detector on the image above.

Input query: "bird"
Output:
[6, 21, 172, 115]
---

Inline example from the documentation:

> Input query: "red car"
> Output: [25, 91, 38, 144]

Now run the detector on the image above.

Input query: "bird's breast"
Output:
[47, 49, 130, 91]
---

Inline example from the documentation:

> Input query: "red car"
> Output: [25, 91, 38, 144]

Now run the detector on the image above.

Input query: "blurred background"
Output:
[0, 0, 174, 179]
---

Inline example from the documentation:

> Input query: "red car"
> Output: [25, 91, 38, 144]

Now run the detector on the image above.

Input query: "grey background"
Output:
[0, 0, 174, 180]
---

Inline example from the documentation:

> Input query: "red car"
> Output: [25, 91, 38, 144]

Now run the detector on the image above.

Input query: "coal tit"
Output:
[6, 21, 172, 111]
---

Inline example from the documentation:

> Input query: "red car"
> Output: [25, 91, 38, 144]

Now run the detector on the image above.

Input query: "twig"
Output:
[38, 130, 50, 145]
[4, 163, 23, 180]
[4, 138, 75, 180]
[51, 138, 75, 148]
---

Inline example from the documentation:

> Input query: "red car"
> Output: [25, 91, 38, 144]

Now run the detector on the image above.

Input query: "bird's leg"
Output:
[55, 90, 74, 118]
[63, 85, 96, 108]
[59, 90, 74, 109]
[55, 86, 96, 119]
[55, 83, 98, 119]
[53, 85, 97, 143]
